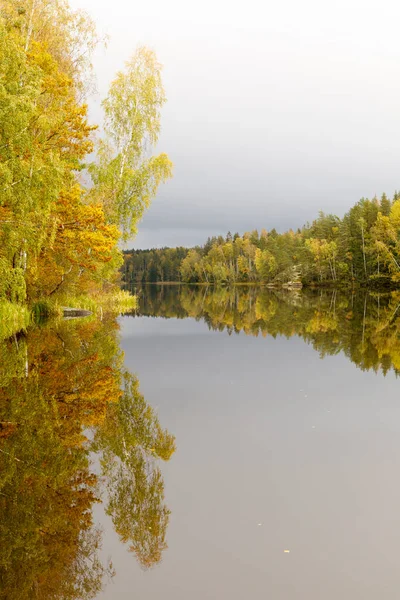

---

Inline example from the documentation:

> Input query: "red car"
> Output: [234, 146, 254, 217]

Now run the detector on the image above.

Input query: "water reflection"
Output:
[135, 285, 400, 374]
[0, 316, 175, 598]
[3, 285, 400, 598]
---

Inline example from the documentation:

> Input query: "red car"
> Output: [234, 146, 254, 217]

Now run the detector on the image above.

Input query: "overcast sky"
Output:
[71, 0, 400, 249]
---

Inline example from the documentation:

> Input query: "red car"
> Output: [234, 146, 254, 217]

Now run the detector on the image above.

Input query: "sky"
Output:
[71, 0, 400, 249]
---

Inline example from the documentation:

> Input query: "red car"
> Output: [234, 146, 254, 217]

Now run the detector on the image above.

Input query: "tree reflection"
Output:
[0, 316, 175, 598]
[136, 285, 400, 374]
[94, 372, 175, 569]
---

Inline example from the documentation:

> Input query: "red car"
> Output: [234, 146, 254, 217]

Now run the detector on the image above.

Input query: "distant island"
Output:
[122, 193, 400, 289]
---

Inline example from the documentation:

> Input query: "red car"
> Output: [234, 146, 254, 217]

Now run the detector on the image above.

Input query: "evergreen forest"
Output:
[122, 193, 400, 288]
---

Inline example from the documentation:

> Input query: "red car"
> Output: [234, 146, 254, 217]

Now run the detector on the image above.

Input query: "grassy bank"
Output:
[1, 290, 136, 341]
[0, 302, 31, 341]
[31, 290, 136, 317]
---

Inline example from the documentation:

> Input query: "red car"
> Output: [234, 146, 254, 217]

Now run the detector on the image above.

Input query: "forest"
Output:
[122, 192, 400, 288]
[0, 0, 171, 336]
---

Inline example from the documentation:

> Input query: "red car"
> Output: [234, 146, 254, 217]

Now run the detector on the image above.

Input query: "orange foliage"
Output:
[28, 186, 120, 299]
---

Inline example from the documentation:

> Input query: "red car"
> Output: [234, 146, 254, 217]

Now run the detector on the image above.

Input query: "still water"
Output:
[2, 286, 400, 598]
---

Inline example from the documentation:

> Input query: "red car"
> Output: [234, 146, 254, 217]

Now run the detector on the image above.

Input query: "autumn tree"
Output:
[0, 0, 97, 303]
[89, 47, 173, 240]
[1, 3, 172, 310]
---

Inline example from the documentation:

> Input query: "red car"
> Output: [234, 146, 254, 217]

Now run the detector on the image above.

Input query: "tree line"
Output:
[122, 192, 400, 288]
[122, 247, 189, 285]
[0, 0, 171, 320]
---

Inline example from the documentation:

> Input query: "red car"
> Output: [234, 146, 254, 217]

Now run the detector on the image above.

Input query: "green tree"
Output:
[89, 47, 173, 240]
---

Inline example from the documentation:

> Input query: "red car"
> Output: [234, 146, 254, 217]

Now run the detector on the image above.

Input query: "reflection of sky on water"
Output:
[97, 314, 400, 600]
[118, 315, 215, 338]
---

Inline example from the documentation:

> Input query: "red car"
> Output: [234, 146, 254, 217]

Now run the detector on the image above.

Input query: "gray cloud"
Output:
[72, 0, 400, 248]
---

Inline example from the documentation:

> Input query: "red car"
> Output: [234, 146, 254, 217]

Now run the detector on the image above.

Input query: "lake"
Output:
[1, 285, 400, 599]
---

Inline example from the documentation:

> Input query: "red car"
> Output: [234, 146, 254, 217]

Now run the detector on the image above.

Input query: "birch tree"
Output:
[89, 47, 173, 240]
